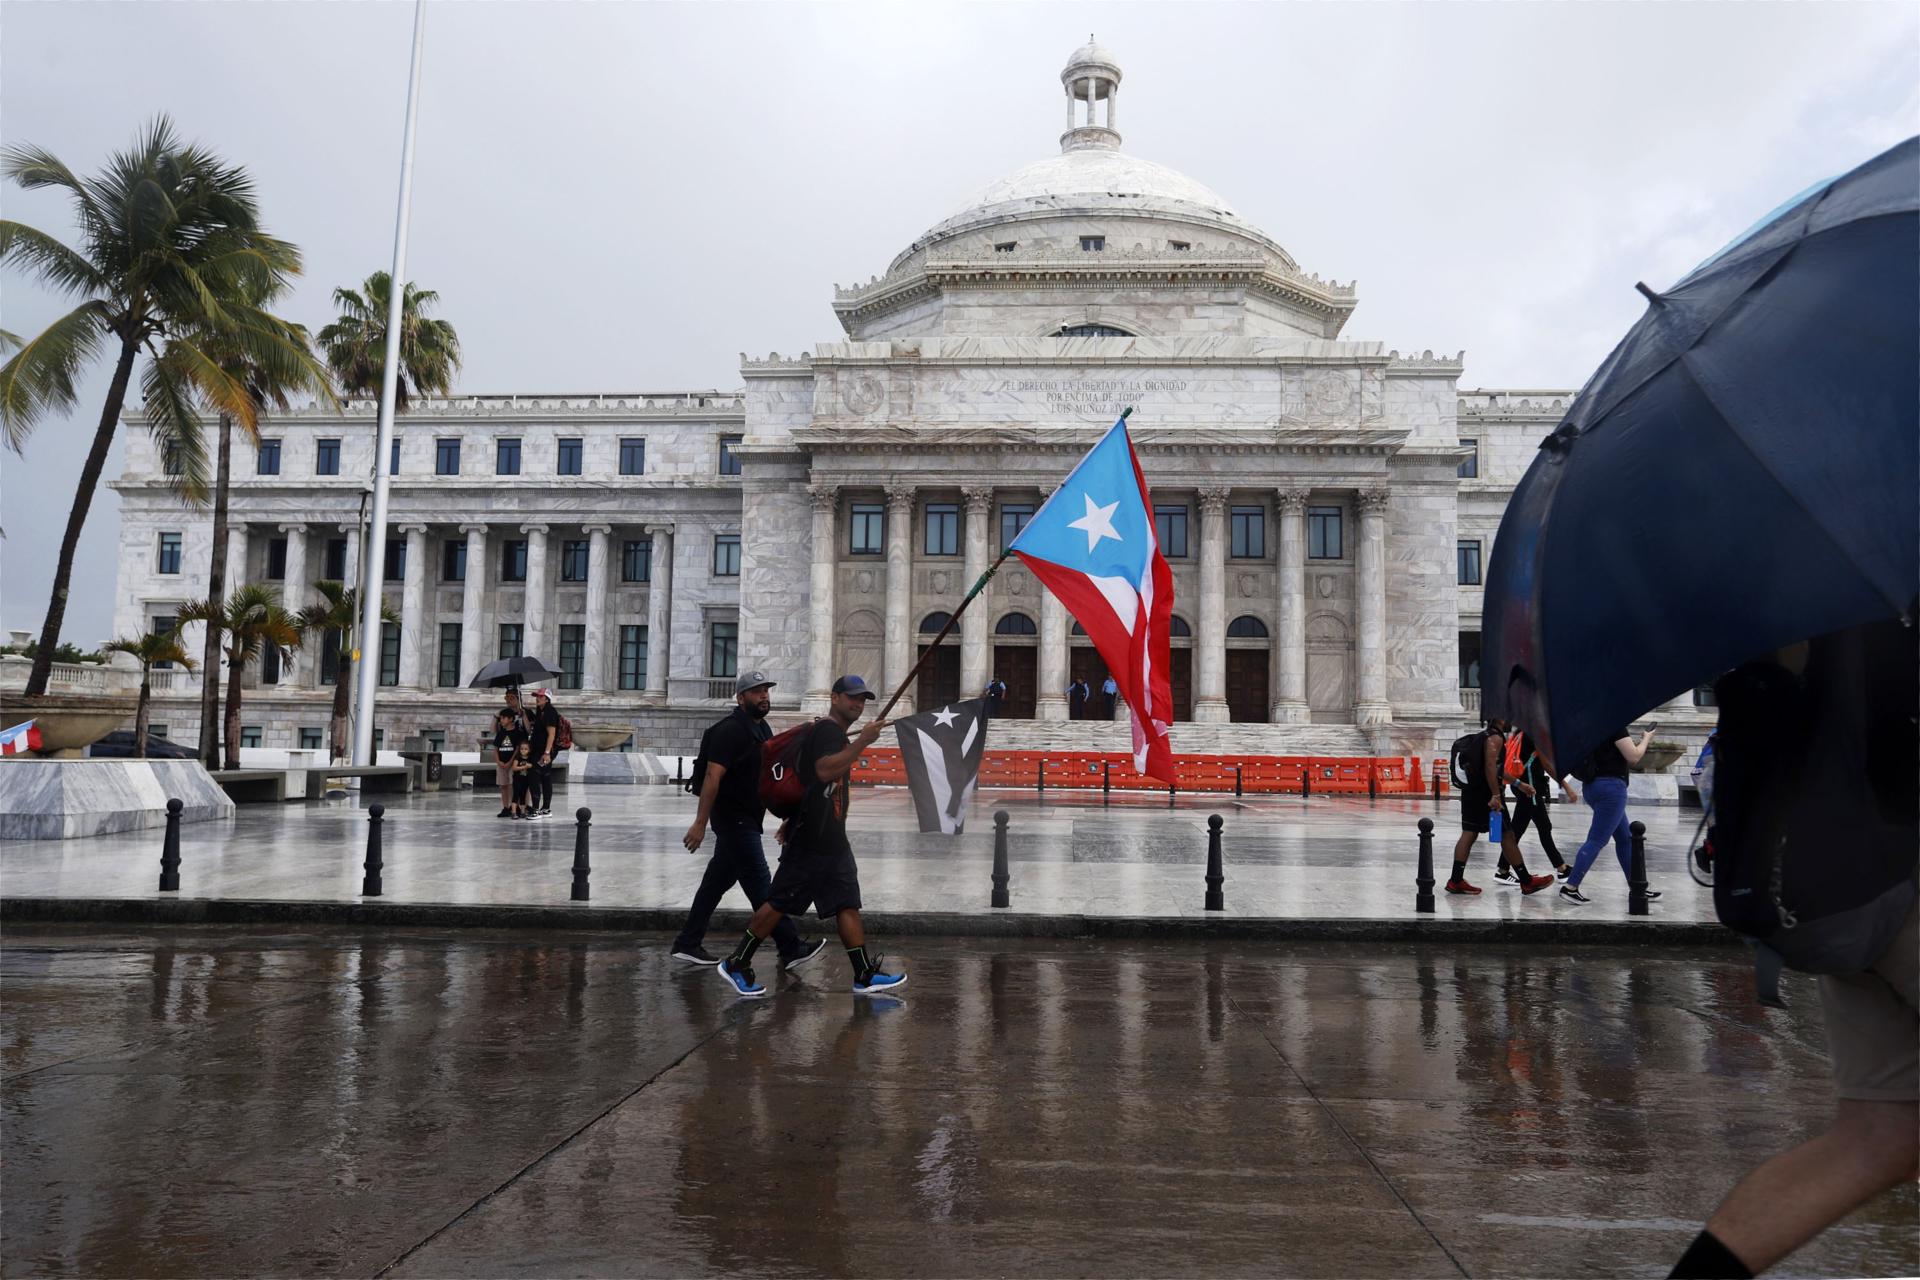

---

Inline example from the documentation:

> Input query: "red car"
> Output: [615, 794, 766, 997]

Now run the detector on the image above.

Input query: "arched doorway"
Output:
[1306, 612, 1353, 723]
[992, 612, 1038, 718]
[1169, 615, 1193, 722]
[1225, 615, 1270, 723]
[1068, 621, 1112, 719]
[916, 612, 960, 707]
[840, 609, 883, 695]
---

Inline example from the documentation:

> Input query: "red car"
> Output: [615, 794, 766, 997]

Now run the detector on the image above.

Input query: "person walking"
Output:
[717, 675, 907, 997]
[1101, 674, 1119, 720]
[526, 687, 562, 818]
[1449, 717, 1552, 895]
[491, 707, 527, 820]
[1559, 725, 1663, 904]
[1494, 730, 1574, 883]
[671, 672, 824, 971]
[496, 688, 530, 816]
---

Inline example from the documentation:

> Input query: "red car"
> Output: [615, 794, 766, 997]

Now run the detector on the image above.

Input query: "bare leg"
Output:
[1452, 830, 1476, 868]
[743, 902, 784, 940]
[835, 907, 865, 950]
[1699, 1099, 1918, 1274]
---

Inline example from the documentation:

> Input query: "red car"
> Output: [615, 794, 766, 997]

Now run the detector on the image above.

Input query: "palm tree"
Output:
[299, 580, 398, 763]
[102, 631, 196, 759]
[189, 290, 333, 769]
[0, 117, 305, 698]
[315, 271, 461, 411]
[179, 584, 303, 770]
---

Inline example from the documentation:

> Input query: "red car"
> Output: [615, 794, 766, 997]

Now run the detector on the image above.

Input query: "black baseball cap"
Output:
[831, 674, 877, 700]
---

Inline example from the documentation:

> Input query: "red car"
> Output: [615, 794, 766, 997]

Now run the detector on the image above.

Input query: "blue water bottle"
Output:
[1488, 807, 1503, 842]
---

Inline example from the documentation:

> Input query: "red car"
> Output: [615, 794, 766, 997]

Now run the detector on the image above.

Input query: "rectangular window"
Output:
[718, 435, 743, 476]
[498, 622, 523, 661]
[1460, 631, 1482, 691]
[1458, 439, 1479, 480]
[1169, 239, 1191, 251]
[324, 538, 348, 581]
[1308, 506, 1343, 560]
[390, 437, 402, 475]
[442, 539, 466, 582]
[383, 538, 406, 581]
[379, 622, 400, 687]
[994, 241, 1017, 252]
[299, 727, 323, 750]
[1080, 235, 1105, 251]
[621, 538, 650, 583]
[619, 438, 646, 475]
[320, 628, 342, 685]
[240, 725, 262, 749]
[500, 539, 527, 583]
[849, 504, 884, 555]
[267, 537, 288, 581]
[1456, 539, 1483, 586]
[558, 624, 585, 691]
[712, 534, 741, 577]
[619, 624, 647, 690]
[149, 723, 171, 741]
[1154, 505, 1189, 558]
[556, 437, 583, 475]
[161, 440, 182, 476]
[438, 623, 462, 687]
[256, 440, 281, 475]
[1230, 506, 1266, 559]
[708, 621, 738, 679]
[1693, 686, 1718, 708]
[491, 438, 517, 476]
[315, 438, 341, 476]
[560, 539, 589, 582]
[261, 643, 280, 685]
[424, 729, 446, 753]
[924, 503, 958, 556]
[1000, 504, 1034, 553]
[150, 615, 178, 668]
[372, 728, 384, 751]
[157, 532, 183, 575]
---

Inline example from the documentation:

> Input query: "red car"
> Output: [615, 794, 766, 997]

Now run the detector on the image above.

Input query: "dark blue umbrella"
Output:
[1484, 136, 1918, 771]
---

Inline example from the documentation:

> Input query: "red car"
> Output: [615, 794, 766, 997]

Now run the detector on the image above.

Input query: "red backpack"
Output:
[759, 719, 819, 819]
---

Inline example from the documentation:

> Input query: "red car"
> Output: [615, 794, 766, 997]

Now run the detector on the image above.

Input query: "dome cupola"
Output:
[1061, 36, 1123, 153]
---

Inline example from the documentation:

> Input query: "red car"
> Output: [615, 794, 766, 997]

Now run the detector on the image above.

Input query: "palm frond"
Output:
[0, 301, 111, 451]
[0, 221, 108, 296]
[140, 348, 213, 502]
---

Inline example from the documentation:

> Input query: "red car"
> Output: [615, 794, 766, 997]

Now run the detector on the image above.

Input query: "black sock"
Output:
[726, 931, 762, 970]
[1669, 1229, 1751, 1279]
[1507, 853, 1529, 879]
[1451, 859, 1467, 882]
[846, 945, 871, 980]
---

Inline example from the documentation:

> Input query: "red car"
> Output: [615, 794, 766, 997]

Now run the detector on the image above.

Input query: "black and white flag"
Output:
[894, 697, 991, 834]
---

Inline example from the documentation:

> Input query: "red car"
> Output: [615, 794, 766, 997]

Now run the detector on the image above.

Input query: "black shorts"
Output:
[767, 844, 862, 919]
[1459, 788, 1504, 834]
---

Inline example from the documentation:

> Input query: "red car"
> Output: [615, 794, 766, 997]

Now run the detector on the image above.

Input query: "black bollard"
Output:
[361, 804, 385, 897]
[991, 809, 1010, 908]
[158, 798, 182, 891]
[1234, 763, 1243, 798]
[1628, 820, 1649, 916]
[571, 807, 592, 901]
[1368, 768, 1378, 803]
[1036, 758, 1045, 794]
[1416, 818, 1435, 912]
[1168, 773, 1177, 809]
[1102, 759, 1111, 799]
[1205, 814, 1225, 911]
[1432, 770, 1442, 804]
[1303, 769, 1312, 800]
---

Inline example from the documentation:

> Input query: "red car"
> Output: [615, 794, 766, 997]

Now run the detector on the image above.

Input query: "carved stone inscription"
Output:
[1009, 378, 1190, 423]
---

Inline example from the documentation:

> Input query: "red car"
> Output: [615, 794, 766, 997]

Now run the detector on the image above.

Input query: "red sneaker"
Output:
[1444, 878, 1483, 895]
[1521, 874, 1556, 895]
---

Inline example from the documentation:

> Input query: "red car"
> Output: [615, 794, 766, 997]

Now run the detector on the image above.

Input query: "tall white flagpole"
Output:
[352, 0, 427, 767]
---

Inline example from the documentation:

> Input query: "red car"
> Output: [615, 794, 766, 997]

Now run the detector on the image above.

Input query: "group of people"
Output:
[1447, 715, 1663, 905]
[490, 685, 563, 820]
[1067, 674, 1120, 719]
[670, 669, 906, 998]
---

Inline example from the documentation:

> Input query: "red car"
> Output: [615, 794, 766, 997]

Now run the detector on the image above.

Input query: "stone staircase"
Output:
[980, 718, 1375, 758]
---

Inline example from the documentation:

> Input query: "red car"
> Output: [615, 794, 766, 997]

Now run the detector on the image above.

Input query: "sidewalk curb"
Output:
[0, 896, 1739, 946]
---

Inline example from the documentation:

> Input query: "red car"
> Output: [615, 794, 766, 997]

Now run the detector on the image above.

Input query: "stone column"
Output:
[1107, 82, 1117, 129]
[644, 524, 673, 698]
[883, 486, 915, 714]
[1355, 489, 1392, 726]
[804, 486, 836, 712]
[521, 524, 549, 662]
[278, 524, 308, 684]
[960, 486, 992, 698]
[338, 523, 361, 592]
[398, 524, 428, 689]
[1273, 489, 1310, 723]
[583, 524, 611, 691]
[227, 523, 251, 588]
[1038, 583, 1068, 721]
[1193, 487, 1230, 723]
[459, 524, 488, 688]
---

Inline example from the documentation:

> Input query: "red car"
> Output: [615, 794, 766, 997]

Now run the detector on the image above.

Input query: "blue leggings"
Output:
[1568, 775, 1632, 888]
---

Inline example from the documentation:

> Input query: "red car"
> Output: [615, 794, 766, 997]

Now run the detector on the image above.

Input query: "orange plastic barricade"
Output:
[850, 748, 1433, 795]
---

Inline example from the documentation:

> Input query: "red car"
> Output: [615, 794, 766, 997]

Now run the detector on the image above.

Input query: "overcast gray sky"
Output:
[3, 1, 1915, 649]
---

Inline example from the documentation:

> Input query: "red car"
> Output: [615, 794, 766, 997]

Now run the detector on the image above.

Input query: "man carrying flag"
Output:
[1010, 412, 1176, 781]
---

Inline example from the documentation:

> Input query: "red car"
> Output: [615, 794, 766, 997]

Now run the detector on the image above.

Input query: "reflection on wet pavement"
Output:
[3, 928, 1912, 1278]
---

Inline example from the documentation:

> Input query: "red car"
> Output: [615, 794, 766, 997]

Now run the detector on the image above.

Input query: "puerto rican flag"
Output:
[1010, 415, 1175, 781]
[0, 719, 42, 756]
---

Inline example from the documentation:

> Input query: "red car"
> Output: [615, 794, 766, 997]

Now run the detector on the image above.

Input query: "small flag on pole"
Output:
[0, 719, 43, 756]
[894, 698, 991, 834]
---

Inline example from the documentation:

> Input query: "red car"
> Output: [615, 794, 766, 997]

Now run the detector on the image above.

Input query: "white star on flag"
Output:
[1067, 494, 1122, 552]
[931, 706, 959, 728]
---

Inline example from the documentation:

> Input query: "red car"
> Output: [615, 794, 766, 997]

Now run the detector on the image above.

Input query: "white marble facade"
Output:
[109, 42, 1702, 758]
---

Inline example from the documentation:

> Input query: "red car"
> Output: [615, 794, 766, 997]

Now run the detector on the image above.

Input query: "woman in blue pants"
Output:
[1560, 725, 1663, 904]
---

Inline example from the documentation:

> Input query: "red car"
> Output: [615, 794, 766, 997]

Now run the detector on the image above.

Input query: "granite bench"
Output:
[209, 769, 288, 804]
[302, 765, 412, 797]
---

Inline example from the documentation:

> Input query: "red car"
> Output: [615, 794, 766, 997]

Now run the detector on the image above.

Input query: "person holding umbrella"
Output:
[527, 687, 562, 817]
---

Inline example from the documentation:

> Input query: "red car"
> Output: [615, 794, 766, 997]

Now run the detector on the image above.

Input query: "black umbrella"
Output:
[1484, 137, 1918, 770]
[468, 655, 563, 689]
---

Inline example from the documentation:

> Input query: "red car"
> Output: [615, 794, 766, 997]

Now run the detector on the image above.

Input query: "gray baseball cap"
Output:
[735, 670, 776, 694]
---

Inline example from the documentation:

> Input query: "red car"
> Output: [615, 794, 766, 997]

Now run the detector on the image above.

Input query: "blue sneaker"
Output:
[717, 959, 767, 997]
[852, 959, 907, 995]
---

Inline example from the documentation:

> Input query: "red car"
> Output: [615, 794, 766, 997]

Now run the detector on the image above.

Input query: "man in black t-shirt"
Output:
[526, 688, 562, 817]
[717, 674, 907, 997]
[491, 709, 527, 819]
[670, 672, 818, 969]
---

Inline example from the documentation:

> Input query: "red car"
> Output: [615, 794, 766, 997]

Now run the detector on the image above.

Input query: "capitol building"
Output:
[107, 42, 1710, 760]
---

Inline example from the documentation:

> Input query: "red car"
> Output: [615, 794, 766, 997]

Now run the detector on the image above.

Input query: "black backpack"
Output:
[1709, 617, 1917, 1004]
[684, 722, 718, 796]
[1449, 729, 1494, 790]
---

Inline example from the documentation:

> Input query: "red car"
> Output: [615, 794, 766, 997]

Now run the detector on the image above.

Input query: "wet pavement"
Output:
[0, 785, 1718, 929]
[4, 926, 1913, 1278]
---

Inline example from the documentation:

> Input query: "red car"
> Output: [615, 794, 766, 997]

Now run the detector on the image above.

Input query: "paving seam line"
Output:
[0, 985, 339, 1085]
